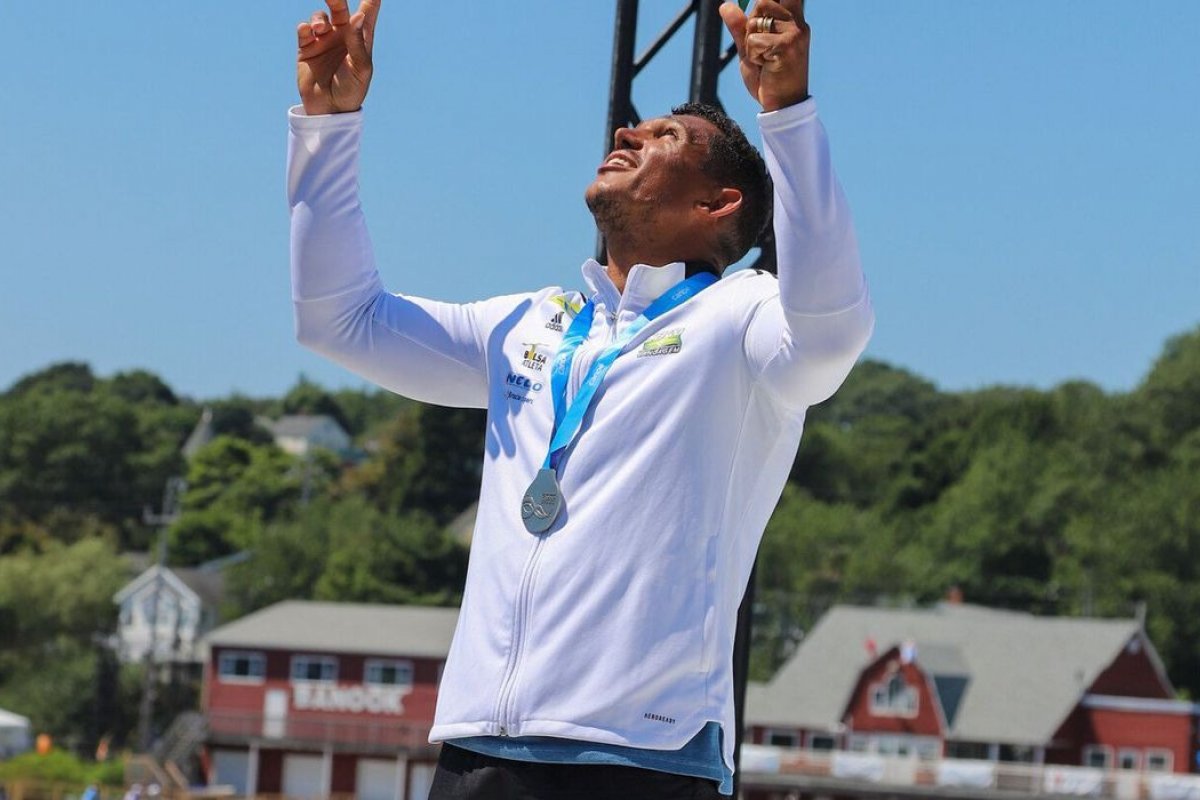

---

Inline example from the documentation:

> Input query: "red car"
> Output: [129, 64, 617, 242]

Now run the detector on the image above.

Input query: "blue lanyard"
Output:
[543, 272, 718, 471]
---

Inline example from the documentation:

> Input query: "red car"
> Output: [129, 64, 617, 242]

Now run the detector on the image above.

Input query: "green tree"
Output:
[6, 362, 96, 396]
[0, 384, 141, 525]
[1136, 325, 1200, 445]
[277, 375, 353, 433]
[0, 537, 131, 748]
[315, 498, 468, 606]
[224, 496, 468, 617]
[341, 404, 485, 524]
[332, 387, 412, 438]
[171, 436, 312, 564]
[0, 538, 126, 651]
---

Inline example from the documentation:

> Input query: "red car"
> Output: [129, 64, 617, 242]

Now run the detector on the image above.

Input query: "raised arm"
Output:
[289, 0, 505, 408]
[722, 0, 874, 408]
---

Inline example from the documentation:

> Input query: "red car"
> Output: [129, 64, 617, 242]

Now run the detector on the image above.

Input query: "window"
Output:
[364, 659, 413, 687]
[1082, 745, 1112, 769]
[808, 734, 836, 752]
[1117, 749, 1139, 771]
[218, 651, 265, 683]
[946, 741, 990, 760]
[290, 654, 337, 683]
[1145, 750, 1172, 772]
[764, 730, 798, 748]
[869, 673, 918, 717]
[140, 595, 157, 623]
[179, 603, 198, 631]
[916, 740, 942, 761]
[999, 744, 1037, 764]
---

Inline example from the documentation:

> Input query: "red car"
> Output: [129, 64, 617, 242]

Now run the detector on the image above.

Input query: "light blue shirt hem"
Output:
[448, 721, 733, 795]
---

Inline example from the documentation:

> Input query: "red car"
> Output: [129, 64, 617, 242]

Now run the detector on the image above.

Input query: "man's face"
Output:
[585, 114, 722, 239]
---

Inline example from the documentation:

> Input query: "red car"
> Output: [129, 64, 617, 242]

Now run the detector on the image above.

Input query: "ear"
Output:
[697, 188, 744, 221]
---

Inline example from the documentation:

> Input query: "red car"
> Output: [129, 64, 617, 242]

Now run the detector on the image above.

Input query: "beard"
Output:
[585, 184, 657, 252]
[585, 186, 628, 238]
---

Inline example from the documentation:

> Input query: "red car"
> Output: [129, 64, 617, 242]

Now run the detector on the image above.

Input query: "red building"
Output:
[743, 603, 1200, 798]
[201, 601, 457, 800]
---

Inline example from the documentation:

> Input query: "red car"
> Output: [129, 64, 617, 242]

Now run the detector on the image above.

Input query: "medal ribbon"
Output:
[543, 272, 718, 471]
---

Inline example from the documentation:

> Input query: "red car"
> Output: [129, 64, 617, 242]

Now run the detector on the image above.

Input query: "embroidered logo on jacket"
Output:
[545, 294, 584, 332]
[522, 343, 550, 371]
[506, 372, 543, 392]
[638, 329, 684, 358]
[504, 372, 542, 406]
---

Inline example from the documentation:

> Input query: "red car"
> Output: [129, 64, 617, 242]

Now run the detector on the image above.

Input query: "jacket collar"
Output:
[580, 259, 688, 317]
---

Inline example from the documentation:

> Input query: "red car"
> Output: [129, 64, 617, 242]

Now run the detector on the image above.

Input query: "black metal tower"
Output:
[598, 2, 773, 793]
[597, 0, 776, 274]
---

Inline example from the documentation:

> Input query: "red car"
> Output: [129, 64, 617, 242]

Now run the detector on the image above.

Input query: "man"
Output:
[289, 0, 873, 797]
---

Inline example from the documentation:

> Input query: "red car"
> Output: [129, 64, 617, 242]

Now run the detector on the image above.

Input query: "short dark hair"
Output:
[671, 102, 771, 268]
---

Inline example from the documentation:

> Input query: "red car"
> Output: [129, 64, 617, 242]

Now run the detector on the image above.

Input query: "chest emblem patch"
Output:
[638, 328, 684, 358]
[545, 294, 584, 332]
[522, 342, 551, 371]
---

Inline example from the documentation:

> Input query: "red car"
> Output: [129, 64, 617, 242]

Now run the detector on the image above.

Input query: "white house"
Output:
[258, 415, 352, 458]
[113, 563, 226, 664]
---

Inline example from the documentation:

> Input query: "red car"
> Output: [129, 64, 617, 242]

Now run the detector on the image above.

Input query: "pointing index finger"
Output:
[325, 0, 352, 27]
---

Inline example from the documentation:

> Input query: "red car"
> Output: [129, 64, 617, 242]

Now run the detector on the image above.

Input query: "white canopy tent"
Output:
[0, 708, 32, 758]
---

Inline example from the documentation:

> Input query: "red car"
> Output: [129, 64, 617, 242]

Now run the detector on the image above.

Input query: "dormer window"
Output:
[869, 672, 918, 717]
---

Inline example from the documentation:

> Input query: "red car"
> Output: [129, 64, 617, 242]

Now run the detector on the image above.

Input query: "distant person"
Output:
[288, 0, 872, 797]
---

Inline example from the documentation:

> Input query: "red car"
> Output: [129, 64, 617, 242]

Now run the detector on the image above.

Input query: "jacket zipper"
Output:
[494, 305, 618, 736]
[494, 533, 545, 735]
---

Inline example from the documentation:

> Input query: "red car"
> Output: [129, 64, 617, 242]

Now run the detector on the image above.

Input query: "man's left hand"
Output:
[719, 0, 810, 112]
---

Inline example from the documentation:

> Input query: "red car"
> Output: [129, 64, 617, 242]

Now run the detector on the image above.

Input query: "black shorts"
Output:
[429, 744, 723, 800]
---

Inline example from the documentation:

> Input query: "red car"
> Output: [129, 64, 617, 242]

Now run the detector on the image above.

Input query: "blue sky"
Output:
[2, 2, 1196, 399]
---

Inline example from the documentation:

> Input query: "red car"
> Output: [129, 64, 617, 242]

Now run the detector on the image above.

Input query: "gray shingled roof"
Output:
[203, 600, 458, 659]
[174, 568, 226, 609]
[264, 414, 347, 439]
[181, 408, 215, 459]
[746, 604, 1150, 745]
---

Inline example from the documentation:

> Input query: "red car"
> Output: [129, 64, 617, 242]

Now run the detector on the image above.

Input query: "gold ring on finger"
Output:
[755, 16, 777, 34]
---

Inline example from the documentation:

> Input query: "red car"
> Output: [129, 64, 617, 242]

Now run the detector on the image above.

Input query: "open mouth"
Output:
[598, 151, 638, 172]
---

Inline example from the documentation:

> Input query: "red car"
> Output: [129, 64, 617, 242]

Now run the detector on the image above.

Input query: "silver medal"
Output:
[521, 468, 563, 534]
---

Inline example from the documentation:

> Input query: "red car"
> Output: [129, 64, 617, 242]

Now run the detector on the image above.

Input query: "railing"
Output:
[740, 746, 1200, 800]
[0, 781, 204, 800]
[205, 711, 433, 753]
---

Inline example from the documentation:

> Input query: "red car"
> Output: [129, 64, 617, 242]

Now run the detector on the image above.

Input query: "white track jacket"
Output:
[288, 99, 874, 775]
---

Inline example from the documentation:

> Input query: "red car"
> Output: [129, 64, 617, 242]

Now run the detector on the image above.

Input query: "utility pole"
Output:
[598, 4, 773, 794]
[138, 476, 186, 753]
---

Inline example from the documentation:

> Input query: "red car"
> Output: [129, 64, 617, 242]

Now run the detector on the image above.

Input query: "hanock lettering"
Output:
[293, 683, 408, 715]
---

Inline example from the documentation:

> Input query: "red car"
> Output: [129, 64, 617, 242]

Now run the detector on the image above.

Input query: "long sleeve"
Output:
[743, 99, 875, 409]
[289, 107, 517, 409]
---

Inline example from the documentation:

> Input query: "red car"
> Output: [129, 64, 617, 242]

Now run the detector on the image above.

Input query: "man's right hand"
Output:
[297, 0, 381, 115]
